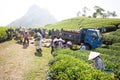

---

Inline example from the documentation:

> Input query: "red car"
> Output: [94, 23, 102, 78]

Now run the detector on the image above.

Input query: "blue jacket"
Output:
[94, 57, 105, 70]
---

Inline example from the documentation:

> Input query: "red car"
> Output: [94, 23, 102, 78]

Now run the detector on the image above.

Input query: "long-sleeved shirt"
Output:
[94, 57, 105, 70]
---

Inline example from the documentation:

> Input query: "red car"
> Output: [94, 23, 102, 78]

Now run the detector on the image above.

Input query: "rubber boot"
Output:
[36, 49, 39, 52]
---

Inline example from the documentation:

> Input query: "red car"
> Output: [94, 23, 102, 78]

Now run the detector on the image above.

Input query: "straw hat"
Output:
[88, 51, 100, 60]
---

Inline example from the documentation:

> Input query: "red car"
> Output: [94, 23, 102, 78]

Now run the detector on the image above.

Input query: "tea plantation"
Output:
[45, 17, 120, 30]
[46, 29, 120, 80]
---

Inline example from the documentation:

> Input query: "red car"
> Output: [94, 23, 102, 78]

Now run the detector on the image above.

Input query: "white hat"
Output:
[53, 38, 58, 42]
[88, 51, 100, 60]
[58, 38, 64, 42]
[37, 32, 41, 36]
[67, 41, 72, 45]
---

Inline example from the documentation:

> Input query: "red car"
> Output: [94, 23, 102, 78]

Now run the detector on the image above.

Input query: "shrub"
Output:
[0, 27, 7, 42]
[52, 48, 120, 79]
[47, 54, 114, 80]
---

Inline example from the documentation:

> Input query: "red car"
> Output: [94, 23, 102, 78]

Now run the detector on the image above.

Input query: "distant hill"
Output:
[8, 5, 57, 27]
[45, 17, 120, 30]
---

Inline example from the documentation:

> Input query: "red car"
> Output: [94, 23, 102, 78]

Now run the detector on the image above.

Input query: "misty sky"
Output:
[0, 0, 120, 26]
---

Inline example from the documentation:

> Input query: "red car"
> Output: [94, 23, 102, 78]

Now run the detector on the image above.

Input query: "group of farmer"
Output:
[15, 27, 30, 46]
[50, 36, 73, 54]
[15, 27, 44, 52]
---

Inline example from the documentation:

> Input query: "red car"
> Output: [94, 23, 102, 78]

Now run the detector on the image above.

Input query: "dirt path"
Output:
[0, 40, 52, 80]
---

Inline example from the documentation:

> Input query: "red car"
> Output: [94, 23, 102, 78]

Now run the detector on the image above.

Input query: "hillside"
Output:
[8, 5, 57, 27]
[45, 17, 120, 30]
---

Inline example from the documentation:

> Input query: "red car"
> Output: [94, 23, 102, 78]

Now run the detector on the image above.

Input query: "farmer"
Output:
[23, 30, 29, 45]
[101, 25, 105, 33]
[50, 36, 59, 54]
[41, 28, 45, 38]
[7, 27, 14, 40]
[80, 43, 86, 50]
[67, 41, 72, 49]
[58, 38, 64, 48]
[35, 32, 43, 52]
[88, 51, 105, 70]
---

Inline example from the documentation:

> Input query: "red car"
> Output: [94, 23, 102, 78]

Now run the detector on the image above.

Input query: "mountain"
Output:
[8, 5, 57, 27]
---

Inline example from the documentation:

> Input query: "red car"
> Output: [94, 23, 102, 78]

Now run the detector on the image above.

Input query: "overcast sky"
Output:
[0, 0, 120, 26]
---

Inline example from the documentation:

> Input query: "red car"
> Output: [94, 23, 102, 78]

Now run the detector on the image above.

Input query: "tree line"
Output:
[77, 6, 117, 18]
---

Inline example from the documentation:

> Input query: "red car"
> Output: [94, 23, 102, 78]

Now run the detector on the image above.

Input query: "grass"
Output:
[24, 47, 53, 80]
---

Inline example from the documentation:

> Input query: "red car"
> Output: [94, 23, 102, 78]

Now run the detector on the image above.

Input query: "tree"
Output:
[82, 7, 89, 16]
[111, 11, 117, 17]
[93, 13, 97, 18]
[93, 6, 105, 18]
[107, 11, 117, 17]
[102, 12, 109, 18]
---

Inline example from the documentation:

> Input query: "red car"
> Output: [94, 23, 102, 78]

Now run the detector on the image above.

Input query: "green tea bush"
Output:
[108, 45, 120, 51]
[112, 43, 120, 46]
[103, 29, 120, 44]
[47, 54, 114, 80]
[52, 48, 119, 79]
[95, 48, 120, 56]
[0, 27, 7, 41]
[95, 48, 120, 79]
[111, 29, 120, 36]
[45, 17, 120, 30]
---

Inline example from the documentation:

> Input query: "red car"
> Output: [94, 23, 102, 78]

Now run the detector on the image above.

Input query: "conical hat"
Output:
[88, 51, 100, 60]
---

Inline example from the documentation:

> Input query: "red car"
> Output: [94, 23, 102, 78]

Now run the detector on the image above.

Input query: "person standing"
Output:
[41, 28, 45, 38]
[23, 31, 29, 46]
[35, 32, 43, 52]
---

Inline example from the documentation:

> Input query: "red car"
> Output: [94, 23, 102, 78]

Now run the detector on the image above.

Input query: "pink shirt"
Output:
[24, 32, 29, 39]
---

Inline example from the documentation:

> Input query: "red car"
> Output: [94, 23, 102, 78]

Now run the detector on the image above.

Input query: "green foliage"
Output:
[95, 48, 120, 79]
[108, 45, 120, 51]
[49, 47, 119, 79]
[45, 17, 120, 30]
[95, 48, 120, 56]
[52, 48, 90, 62]
[112, 42, 120, 46]
[111, 29, 120, 36]
[47, 54, 113, 80]
[101, 32, 120, 79]
[103, 35, 120, 43]
[103, 29, 120, 43]
[0, 27, 7, 41]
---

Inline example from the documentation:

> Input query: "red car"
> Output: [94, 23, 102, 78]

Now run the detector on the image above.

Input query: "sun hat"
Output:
[88, 51, 100, 60]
